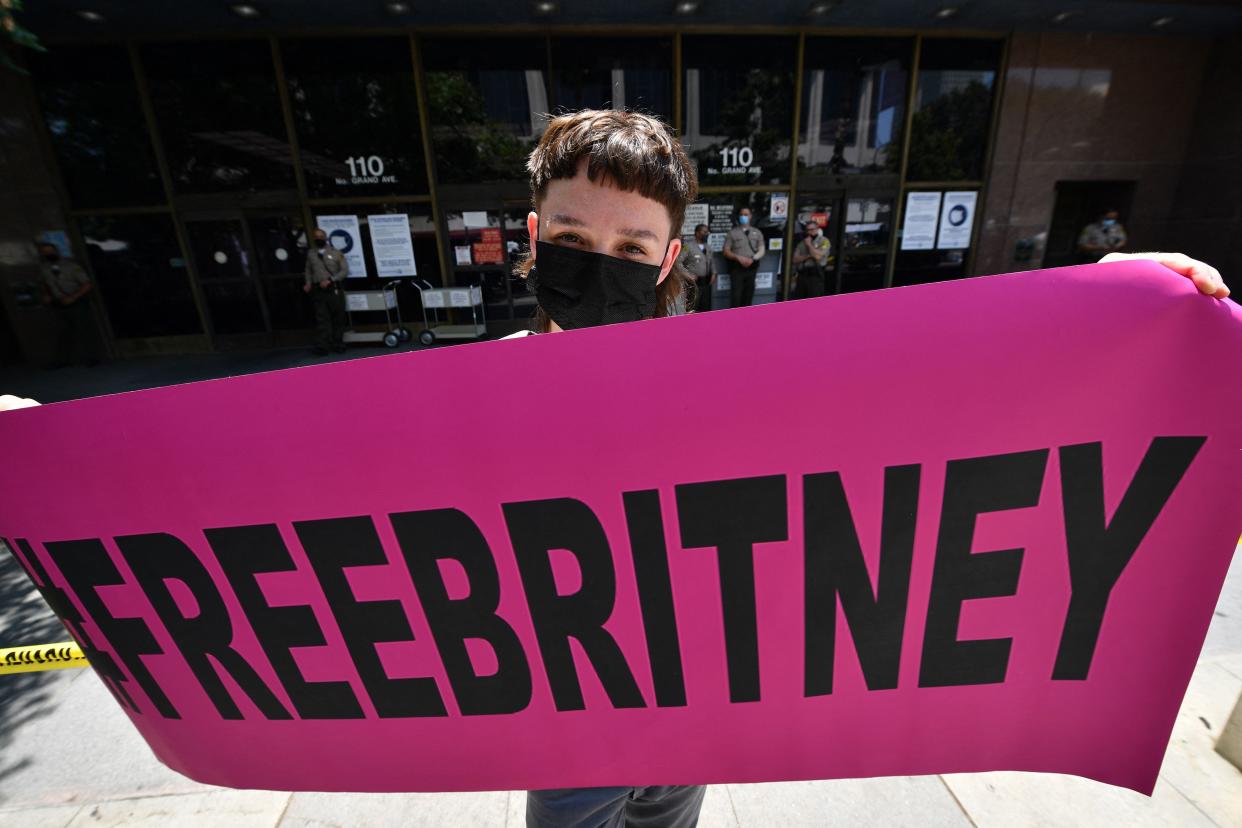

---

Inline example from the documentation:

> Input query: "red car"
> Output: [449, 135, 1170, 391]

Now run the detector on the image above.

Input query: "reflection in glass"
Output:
[202, 281, 266, 335]
[799, 38, 910, 176]
[249, 214, 313, 331]
[79, 214, 201, 338]
[29, 45, 163, 208]
[906, 39, 1002, 182]
[282, 38, 427, 197]
[551, 38, 673, 125]
[681, 36, 796, 186]
[422, 38, 548, 185]
[840, 197, 892, 293]
[249, 214, 306, 277]
[142, 41, 294, 193]
[184, 219, 267, 335]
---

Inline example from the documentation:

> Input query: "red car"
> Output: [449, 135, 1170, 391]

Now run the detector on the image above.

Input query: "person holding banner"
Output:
[303, 227, 350, 355]
[0, 104, 1232, 828]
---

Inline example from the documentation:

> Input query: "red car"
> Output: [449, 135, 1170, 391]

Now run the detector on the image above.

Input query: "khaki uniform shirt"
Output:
[725, 225, 765, 264]
[677, 240, 714, 279]
[794, 234, 834, 270]
[305, 245, 350, 287]
[41, 259, 91, 303]
[1077, 221, 1127, 252]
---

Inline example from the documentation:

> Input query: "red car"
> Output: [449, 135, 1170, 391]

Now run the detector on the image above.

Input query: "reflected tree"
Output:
[902, 80, 993, 181]
[425, 71, 535, 184]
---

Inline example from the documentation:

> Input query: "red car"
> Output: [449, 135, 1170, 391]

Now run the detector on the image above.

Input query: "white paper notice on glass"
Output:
[899, 192, 941, 251]
[756, 272, 774, 290]
[716, 273, 731, 292]
[315, 214, 368, 278]
[449, 290, 472, 307]
[346, 293, 369, 312]
[936, 191, 978, 250]
[462, 211, 490, 229]
[708, 233, 726, 253]
[768, 238, 783, 251]
[422, 290, 446, 308]
[454, 245, 472, 266]
[367, 214, 417, 277]
[680, 202, 709, 237]
[769, 193, 788, 221]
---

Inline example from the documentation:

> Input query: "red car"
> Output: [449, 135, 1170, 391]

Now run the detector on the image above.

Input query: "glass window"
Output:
[551, 37, 673, 125]
[282, 38, 427, 198]
[422, 37, 549, 185]
[249, 214, 313, 331]
[681, 36, 797, 186]
[892, 188, 978, 286]
[839, 196, 893, 292]
[799, 38, 910, 176]
[184, 219, 267, 336]
[29, 45, 163, 208]
[78, 214, 202, 338]
[906, 39, 1003, 182]
[142, 41, 295, 194]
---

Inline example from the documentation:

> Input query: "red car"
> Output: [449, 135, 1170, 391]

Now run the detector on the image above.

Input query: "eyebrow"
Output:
[548, 213, 660, 242]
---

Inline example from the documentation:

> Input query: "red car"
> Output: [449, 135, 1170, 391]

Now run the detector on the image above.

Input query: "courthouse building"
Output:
[0, 1, 1238, 362]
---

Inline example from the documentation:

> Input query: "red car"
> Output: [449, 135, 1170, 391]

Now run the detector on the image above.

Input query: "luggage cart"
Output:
[342, 282, 410, 348]
[416, 280, 486, 346]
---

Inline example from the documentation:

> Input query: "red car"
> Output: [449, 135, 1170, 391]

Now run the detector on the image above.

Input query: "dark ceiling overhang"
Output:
[18, 0, 1242, 40]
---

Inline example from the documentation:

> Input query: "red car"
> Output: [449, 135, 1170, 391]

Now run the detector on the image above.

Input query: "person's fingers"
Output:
[1099, 251, 1229, 299]
[0, 395, 40, 412]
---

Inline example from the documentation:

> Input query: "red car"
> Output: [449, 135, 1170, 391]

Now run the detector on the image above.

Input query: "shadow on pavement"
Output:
[0, 543, 75, 793]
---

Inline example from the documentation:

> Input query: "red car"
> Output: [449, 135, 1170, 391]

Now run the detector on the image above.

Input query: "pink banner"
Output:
[2, 260, 1239, 795]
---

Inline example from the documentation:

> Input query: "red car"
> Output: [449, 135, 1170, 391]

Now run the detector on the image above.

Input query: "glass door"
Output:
[182, 213, 273, 348]
[838, 194, 893, 293]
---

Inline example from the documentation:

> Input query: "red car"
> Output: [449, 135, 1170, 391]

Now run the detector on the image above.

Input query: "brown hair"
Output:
[515, 109, 699, 332]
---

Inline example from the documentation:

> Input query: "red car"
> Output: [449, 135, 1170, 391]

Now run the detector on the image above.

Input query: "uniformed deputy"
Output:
[721, 207, 765, 308]
[38, 241, 99, 367]
[791, 220, 831, 300]
[303, 227, 350, 354]
[676, 223, 715, 313]
[1076, 209, 1127, 263]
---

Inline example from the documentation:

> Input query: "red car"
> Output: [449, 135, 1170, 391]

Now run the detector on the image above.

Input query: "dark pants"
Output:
[792, 266, 828, 300]
[527, 785, 706, 828]
[690, 276, 713, 313]
[312, 286, 346, 349]
[729, 263, 758, 308]
[52, 301, 97, 367]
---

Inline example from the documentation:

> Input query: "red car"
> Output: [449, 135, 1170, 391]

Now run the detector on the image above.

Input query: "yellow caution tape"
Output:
[0, 642, 89, 675]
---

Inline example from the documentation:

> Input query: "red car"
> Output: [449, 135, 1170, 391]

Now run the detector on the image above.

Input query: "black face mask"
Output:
[313, 238, 327, 248]
[42, 252, 60, 263]
[528, 241, 662, 330]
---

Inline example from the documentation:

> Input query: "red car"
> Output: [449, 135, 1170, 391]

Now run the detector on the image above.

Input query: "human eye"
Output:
[553, 232, 584, 246]
[621, 243, 647, 257]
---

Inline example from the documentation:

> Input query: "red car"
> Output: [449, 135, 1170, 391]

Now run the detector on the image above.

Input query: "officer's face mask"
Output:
[41, 251, 60, 262]
[738, 214, 750, 226]
[528, 240, 663, 330]
[1102, 218, 1116, 227]
[313, 238, 327, 248]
